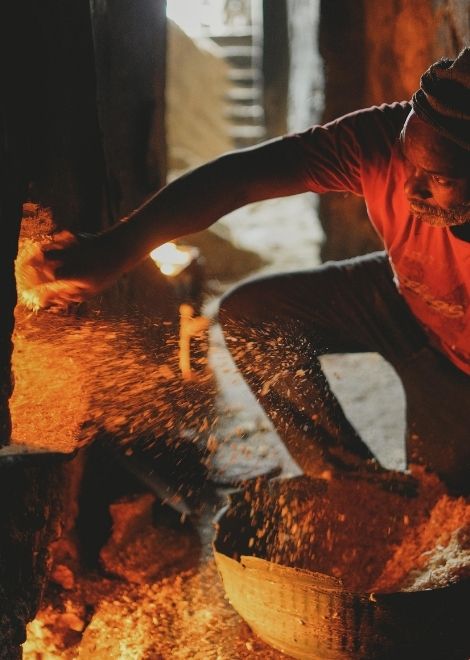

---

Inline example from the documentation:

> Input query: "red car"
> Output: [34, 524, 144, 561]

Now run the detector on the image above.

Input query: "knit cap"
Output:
[412, 47, 470, 151]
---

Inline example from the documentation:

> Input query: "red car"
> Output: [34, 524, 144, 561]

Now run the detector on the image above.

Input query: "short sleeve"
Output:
[282, 102, 411, 196]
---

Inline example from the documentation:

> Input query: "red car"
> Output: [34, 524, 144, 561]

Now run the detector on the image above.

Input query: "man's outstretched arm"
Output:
[25, 136, 309, 307]
[115, 136, 309, 269]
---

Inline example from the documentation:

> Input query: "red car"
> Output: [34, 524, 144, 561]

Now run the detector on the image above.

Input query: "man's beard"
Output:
[410, 201, 470, 228]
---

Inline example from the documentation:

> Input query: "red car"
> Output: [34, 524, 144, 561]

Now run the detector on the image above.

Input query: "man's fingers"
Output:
[43, 249, 65, 261]
[42, 230, 80, 261]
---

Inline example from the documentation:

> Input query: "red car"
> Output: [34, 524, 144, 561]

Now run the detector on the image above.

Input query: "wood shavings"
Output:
[25, 525, 284, 658]
[100, 494, 196, 584]
[10, 305, 216, 456]
[372, 495, 470, 592]
[11, 316, 88, 453]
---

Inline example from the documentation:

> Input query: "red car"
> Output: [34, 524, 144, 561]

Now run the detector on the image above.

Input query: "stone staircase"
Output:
[210, 28, 266, 148]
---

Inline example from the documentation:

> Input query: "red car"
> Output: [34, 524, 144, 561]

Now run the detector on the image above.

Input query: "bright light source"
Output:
[166, 0, 228, 36]
[150, 242, 198, 277]
[166, 0, 204, 36]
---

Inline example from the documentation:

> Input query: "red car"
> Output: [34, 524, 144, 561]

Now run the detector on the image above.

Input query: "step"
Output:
[228, 116, 265, 128]
[209, 27, 254, 39]
[233, 135, 267, 149]
[229, 125, 266, 141]
[225, 104, 264, 122]
[228, 68, 262, 86]
[210, 32, 254, 48]
[226, 86, 262, 104]
[221, 45, 262, 66]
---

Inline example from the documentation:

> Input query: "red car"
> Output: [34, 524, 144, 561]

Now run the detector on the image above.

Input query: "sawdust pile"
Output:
[24, 516, 284, 659]
[100, 494, 197, 584]
[76, 562, 283, 659]
[372, 494, 470, 592]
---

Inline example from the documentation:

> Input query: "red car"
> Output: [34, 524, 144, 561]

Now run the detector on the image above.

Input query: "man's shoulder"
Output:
[331, 101, 411, 167]
[285, 102, 411, 196]
[327, 101, 411, 124]
[325, 101, 411, 142]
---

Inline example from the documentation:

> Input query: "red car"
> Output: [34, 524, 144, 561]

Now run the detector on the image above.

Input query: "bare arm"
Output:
[21, 136, 309, 307]
[108, 136, 308, 273]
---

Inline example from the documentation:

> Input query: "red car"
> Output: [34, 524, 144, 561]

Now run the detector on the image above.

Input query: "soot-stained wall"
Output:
[1, 0, 167, 442]
[0, 2, 167, 652]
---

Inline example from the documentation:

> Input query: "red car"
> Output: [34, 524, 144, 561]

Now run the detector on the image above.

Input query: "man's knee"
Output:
[218, 277, 272, 328]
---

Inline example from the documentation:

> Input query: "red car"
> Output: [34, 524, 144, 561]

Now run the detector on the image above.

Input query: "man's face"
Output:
[400, 112, 470, 227]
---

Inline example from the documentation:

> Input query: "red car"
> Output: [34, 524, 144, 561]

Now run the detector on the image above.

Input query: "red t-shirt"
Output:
[289, 101, 470, 374]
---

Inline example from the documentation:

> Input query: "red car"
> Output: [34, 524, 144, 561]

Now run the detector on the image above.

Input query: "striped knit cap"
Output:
[412, 47, 470, 151]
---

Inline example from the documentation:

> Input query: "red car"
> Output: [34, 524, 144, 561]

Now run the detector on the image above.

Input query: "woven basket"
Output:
[213, 476, 469, 659]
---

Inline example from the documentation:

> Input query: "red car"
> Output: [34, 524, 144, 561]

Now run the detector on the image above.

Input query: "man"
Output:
[29, 49, 470, 493]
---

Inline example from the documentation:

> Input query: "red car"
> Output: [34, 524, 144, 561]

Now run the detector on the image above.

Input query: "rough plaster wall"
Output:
[166, 21, 234, 173]
[319, 0, 470, 261]
[362, 1, 435, 106]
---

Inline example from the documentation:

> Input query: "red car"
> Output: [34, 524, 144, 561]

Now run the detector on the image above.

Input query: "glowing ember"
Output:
[150, 242, 198, 277]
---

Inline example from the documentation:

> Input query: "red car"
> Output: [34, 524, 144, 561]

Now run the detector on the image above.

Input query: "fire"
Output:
[150, 242, 197, 277]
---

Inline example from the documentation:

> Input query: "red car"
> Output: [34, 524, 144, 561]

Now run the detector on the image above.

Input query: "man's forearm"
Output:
[22, 134, 309, 307]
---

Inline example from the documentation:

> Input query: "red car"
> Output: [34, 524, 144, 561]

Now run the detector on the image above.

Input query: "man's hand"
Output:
[16, 230, 126, 310]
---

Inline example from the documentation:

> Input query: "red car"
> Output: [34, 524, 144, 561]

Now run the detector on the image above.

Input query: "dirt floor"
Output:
[23, 193, 410, 658]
